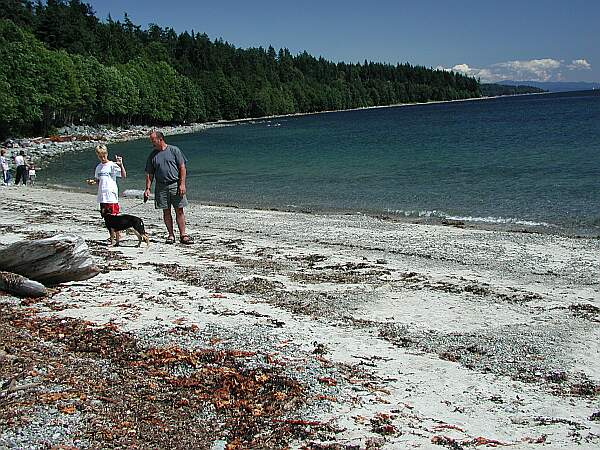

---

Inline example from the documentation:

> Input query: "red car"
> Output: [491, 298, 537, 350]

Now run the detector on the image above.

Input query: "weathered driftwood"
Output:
[0, 271, 47, 297]
[0, 379, 42, 400]
[0, 235, 99, 285]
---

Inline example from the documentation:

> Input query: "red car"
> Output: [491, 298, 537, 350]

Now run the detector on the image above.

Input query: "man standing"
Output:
[14, 150, 28, 185]
[144, 131, 194, 244]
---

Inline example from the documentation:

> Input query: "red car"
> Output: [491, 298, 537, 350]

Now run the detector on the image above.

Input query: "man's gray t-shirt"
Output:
[145, 145, 187, 185]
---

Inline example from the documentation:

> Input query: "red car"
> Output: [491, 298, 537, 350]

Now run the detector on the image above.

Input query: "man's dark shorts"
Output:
[155, 182, 189, 210]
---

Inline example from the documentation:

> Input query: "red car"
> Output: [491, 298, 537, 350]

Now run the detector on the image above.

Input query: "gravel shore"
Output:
[0, 187, 599, 448]
[0, 122, 230, 170]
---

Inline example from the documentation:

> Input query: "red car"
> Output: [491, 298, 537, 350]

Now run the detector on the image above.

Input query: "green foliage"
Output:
[0, 18, 45, 134]
[0, 0, 481, 138]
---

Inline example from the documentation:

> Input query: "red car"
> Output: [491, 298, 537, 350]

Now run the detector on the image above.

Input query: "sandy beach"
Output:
[0, 186, 599, 448]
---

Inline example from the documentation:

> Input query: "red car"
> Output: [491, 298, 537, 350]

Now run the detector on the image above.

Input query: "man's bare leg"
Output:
[175, 207, 186, 237]
[163, 208, 175, 240]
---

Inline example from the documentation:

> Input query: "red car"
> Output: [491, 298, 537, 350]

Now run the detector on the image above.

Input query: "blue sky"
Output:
[87, 0, 599, 82]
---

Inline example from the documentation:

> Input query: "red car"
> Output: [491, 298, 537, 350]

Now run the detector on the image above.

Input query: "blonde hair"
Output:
[95, 144, 108, 156]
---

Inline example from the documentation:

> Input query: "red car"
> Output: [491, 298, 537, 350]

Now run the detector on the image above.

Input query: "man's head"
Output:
[95, 144, 109, 163]
[0, 149, 5, 156]
[19, 150, 25, 156]
[150, 131, 166, 150]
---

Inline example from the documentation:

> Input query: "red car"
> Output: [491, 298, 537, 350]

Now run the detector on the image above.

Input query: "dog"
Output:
[101, 209, 149, 247]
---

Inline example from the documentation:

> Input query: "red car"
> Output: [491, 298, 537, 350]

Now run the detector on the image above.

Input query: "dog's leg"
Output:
[132, 229, 143, 247]
[114, 229, 120, 247]
[109, 229, 115, 247]
[133, 220, 149, 248]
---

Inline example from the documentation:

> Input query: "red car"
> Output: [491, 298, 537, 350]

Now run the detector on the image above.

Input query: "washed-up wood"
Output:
[0, 271, 47, 297]
[0, 235, 99, 285]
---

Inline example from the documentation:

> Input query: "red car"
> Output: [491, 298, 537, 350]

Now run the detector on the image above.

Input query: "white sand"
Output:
[1, 185, 599, 448]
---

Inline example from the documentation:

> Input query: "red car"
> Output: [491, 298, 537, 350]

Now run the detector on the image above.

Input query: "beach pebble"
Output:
[210, 439, 228, 450]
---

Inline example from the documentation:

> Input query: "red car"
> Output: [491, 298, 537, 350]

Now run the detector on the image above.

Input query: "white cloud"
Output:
[492, 58, 561, 81]
[437, 63, 496, 82]
[567, 59, 591, 70]
[438, 57, 592, 82]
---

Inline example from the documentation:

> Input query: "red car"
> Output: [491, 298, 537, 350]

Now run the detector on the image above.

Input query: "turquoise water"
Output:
[43, 90, 600, 235]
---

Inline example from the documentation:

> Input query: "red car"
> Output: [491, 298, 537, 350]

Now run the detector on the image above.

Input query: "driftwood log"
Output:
[0, 234, 99, 285]
[0, 271, 47, 297]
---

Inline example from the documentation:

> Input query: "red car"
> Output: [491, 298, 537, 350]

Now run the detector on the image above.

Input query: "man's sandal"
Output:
[180, 235, 194, 245]
[165, 236, 175, 244]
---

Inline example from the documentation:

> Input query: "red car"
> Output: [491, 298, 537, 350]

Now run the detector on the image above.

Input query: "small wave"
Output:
[445, 215, 553, 227]
[385, 209, 553, 227]
[385, 209, 446, 218]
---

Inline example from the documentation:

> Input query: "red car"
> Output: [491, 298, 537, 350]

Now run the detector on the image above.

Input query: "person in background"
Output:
[0, 149, 9, 185]
[14, 150, 27, 186]
[28, 163, 37, 186]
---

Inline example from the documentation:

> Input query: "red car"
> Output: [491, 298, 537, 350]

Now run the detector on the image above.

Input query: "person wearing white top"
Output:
[91, 145, 126, 242]
[28, 164, 37, 186]
[0, 149, 9, 185]
[92, 144, 126, 209]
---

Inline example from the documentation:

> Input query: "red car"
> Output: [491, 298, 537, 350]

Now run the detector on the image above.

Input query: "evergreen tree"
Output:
[0, 1, 481, 138]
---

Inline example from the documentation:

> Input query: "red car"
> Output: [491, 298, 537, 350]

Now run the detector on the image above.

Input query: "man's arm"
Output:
[144, 173, 153, 201]
[178, 164, 186, 196]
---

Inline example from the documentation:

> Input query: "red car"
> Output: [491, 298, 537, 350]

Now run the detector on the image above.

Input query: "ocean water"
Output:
[42, 90, 600, 236]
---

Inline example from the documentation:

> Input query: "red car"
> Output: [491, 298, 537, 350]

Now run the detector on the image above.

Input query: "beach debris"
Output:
[0, 271, 47, 298]
[318, 377, 338, 386]
[431, 435, 511, 448]
[288, 253, 328, 267]
[568, 303, 600, 322]
[0, 377, 42, 400]
[569, 379, 600, 397]
[469, 436, 510, 446]
[0, 302, 322, 448]
[312, 342, 329, 355]
[433, 424, 465, 433]
[522, 435, 547, 444]
[370, 413, 398, 435]
[0, 235, 99, 285]
[441, 219, 465, 228]
[431, 435, 464, 449]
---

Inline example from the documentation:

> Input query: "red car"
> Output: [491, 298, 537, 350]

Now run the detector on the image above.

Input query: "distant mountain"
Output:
[480, 83, 546, 97]
[498, 80, 600, 93]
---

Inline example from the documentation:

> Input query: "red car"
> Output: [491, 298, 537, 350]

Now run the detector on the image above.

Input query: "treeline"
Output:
[480, 83, 546, 97]
[1, 0, 480, 138]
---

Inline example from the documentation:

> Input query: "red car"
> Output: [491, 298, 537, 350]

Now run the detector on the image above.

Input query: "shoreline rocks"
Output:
[1, 122, 225, 169]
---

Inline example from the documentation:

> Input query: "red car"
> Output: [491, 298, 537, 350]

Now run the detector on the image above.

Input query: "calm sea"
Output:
[43, 90, 600, 236]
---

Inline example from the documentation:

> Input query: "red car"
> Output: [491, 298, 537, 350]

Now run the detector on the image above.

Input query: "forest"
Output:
[0, 0, 481, 138]
[480, 83, 545, 97]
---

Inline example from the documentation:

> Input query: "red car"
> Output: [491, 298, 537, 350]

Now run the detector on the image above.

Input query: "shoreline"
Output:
[1, 186, 599, 448]
[42, 181, 600, 240]
[4, 89, 597, 240]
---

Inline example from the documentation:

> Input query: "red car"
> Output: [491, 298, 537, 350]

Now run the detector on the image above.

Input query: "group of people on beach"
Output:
[0, 149, 37, 186]
[91, 131, 194, 245]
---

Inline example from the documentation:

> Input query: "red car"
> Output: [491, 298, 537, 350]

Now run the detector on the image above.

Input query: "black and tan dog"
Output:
[101, 209, 149, 247]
